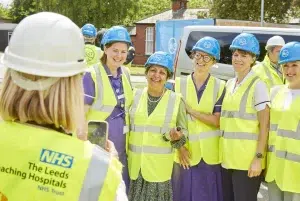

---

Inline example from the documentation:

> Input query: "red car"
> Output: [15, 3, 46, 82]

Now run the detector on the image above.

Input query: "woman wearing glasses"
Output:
[173, 37, 226, 201]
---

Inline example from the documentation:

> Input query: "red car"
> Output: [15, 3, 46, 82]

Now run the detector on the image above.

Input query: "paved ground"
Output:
[259, 182, 269, 201]
[131, 75, 147, 88]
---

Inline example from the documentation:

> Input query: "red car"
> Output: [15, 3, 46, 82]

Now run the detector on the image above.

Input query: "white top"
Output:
[115, 180, 128, 201]
[227, 70, 270, 111]
[272, 88, 300, 111]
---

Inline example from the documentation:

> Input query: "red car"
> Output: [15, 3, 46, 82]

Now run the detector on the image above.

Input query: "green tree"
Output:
[289, 0, 300, 21]
[0, 3, 10, 19]
[9, 0, 38, 23]
[188, 0, 209, 8]
[136, 0, 170, 21]
[8, 0, 140, 27]
[210, 0, 293, 23]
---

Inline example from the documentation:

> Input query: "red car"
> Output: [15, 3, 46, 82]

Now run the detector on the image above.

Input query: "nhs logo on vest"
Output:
[40, 149, 74, 168]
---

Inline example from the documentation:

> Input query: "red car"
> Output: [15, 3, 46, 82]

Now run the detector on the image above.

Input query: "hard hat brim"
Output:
[2, 47, 86, 77]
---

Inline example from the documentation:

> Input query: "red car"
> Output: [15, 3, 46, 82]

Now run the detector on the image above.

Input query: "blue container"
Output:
[155, 19, 214, 62]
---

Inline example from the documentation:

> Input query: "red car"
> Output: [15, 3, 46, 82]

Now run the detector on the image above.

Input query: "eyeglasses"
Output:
[193, 53, 213, 63]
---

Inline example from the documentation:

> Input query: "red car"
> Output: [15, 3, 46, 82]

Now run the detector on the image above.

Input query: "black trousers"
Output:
[221, 168, 262, 201]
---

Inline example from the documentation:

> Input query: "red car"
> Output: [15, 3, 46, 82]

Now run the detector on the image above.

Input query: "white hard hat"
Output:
[265, 36, 285, 50]
[1, 12, 86, 77]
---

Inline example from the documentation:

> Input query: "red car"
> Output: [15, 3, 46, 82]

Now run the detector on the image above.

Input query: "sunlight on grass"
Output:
[128, 65, 145, 75]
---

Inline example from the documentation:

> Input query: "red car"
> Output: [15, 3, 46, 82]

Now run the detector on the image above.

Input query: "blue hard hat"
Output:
[101, 26, 131, 46]
[145, 51, 174, 73]
[230, 33, 260, 56]
[81, 23, 97, 37]
[192, 36, 220, 60]
[279, 41, 300, 65]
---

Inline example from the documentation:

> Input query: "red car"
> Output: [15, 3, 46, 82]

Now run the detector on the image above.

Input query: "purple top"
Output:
[191, 73, 225, 113]
[83, 65, 126, 120]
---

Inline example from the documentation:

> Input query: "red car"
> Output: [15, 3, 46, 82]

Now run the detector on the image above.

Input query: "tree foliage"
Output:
[7, 0, 210, 27]
[210, 0, 293, 23]
[0, 3, 10, 19]
[188, 0, 209, 8]
[289, 0, 300, 21]
[9, 0, 37, 23]
[6, 0, 298, 27]
[8, 0, 140, 27]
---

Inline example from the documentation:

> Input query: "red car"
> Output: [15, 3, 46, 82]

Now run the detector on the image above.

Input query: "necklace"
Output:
[147, 89, 165, 103]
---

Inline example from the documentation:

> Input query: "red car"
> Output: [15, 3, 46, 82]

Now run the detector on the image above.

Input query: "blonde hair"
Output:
[0, 70, 84, 133]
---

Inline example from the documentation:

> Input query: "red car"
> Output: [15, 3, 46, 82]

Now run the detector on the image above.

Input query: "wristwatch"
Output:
[162, 127, 182, 142]
[163, 133, 171, 142]
[255, 152, 263, 159]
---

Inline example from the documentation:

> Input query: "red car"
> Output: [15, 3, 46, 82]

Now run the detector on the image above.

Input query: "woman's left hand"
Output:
[178, 146, 190, 170]
[169, 128, 183, 141]
[185, 103, 194, 115]
[248, 158, 262, 177]
[106, 140, 119, 158]
[76, 124, 88, 141]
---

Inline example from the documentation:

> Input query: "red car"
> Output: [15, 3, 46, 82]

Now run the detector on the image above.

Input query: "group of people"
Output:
[81, 23, 135, 68]
[1, 11, 300, 201]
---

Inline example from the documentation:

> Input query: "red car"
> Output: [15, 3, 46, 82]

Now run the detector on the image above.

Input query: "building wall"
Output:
[131, 24, 155, 65]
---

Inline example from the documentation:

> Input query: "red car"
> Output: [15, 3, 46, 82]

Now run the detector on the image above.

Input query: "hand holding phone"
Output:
[87, 120, 108, 149]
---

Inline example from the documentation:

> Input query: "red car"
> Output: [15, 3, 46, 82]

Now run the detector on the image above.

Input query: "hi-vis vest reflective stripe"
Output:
[265, 86, 284, 182]
[220, 74, 266, 170]
[175, 75, 225, 165]
[85, 44, 99, 66]
[265, 86, 300, 193]
[87, 63, 133, 134]
[0, 121, 122, 201]
[253, 56, 284, 89]
[128, 88, 181, 182]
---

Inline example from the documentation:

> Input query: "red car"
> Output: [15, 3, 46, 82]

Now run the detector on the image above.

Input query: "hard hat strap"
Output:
[10, 69, 60, 91]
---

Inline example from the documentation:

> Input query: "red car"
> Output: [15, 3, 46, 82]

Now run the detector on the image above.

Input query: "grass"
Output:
[127, 64, 145, 76]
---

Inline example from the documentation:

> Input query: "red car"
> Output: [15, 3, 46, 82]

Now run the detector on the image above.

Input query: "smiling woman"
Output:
[83, 25, 134, 193]
[220, 33, 270, 201]
[128, 51, 188, 201]
[173, 36, 225, 201]
[265, 41, 300, 201]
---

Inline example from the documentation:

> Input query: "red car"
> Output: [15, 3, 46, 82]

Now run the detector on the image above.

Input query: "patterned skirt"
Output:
[128, 172, 173, 201]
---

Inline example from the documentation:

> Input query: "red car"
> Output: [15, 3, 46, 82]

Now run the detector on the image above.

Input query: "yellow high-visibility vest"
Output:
[0, 121, 122, 201]
[128, 88, 181, 182]
[220, 74, 266, 170]
[265, 86, 285, 183]
[86, 62, 133, 134]
[84, 44, 100, 66]
[175, 75, 225, 165]
[253, 55, 284, 89]
[266, 85, 300, 193]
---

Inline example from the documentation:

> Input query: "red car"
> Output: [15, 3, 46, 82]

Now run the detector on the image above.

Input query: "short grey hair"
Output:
[266, 46, 276, 53]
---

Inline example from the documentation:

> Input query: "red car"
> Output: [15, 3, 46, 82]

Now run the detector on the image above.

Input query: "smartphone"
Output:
[87, 120, 108, 149]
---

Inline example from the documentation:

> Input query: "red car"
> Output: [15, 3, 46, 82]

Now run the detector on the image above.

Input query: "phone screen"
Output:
[87, 121, 108, 149]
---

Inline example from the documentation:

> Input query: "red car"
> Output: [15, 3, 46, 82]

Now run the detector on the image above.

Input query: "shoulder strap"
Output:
[121, 66, 132, 89]
[270, 85, 284, 100]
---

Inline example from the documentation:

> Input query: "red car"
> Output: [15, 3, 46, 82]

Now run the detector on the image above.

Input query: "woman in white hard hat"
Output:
[265, 41, 300, 201]
[83, 25, 133, 192]
[253, 35, 286, 89]
[0, 12, 127, 201]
